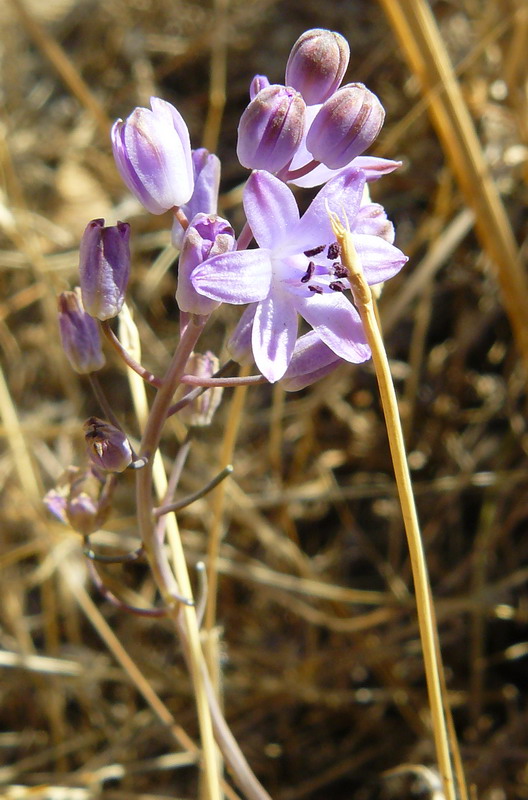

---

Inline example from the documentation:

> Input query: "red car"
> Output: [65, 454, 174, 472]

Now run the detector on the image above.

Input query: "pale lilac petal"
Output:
[353, 234, 408, 284]
[353, 156, 401, 180]
[280, 330, 342, 391]
[244, 171, 300, 249]
[296, 292, 371, 363]
[286, 168, 365, 254]
[288, 162, 340, 188]
[252, 292, 298, 381]
[191, 249, 272, 304]
[355, 203, 395, 243]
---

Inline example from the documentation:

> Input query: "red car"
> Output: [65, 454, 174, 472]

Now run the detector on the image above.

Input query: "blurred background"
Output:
[0, 0, 527, 798]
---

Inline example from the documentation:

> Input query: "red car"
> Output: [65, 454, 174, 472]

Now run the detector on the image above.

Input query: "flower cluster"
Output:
[50, 27, 408, 528]
[73, 27, 405, 386]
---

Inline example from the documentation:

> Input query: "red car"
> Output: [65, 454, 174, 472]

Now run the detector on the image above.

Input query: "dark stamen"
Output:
[304, 245, 325, 257]
[327, 242, 341, 260]
[329, 280, 346, 292]
[333, 262, 348, 279]
[308, 284, 323, 294]
[300, 261, 315, 283]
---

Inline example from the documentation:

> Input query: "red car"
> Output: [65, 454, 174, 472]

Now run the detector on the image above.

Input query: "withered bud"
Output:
[84, 417, 133, 473]
[179, 352, 223, 426]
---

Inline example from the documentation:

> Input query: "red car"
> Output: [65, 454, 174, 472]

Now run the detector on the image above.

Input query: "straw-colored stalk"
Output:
[330, 212, 459, 800]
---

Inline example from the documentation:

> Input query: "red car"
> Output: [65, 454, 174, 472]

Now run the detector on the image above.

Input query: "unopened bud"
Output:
[58, 288, 105, 374]
[280, 331, 344, 391]
[285, 28, 350, 105]
[44, 465, 113, 536]
[176, 213, 236, 315]
[84, 417, 133, 473]
[179, 352, 223, 426]
[306, 83, 385, 169]
[111, 97, 194, 214]
[172, 149, 221, 249]
[237, 85, 306, 172]
[79, 219, 131, 320]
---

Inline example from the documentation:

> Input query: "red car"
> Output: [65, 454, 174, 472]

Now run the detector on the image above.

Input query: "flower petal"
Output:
[191, 249, 272, 304]
[252, 291, 298, 382]
[353, 234, 408, 284]
[296, 291, 371, 363]
[243, 171, 300, 249]
[286, 167, 365, 254]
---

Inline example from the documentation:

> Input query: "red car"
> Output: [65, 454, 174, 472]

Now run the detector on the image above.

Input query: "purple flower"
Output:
[79, 219, 131, 321]
[84, 417, 133, 473]
[306, 82, 385, 170]
[191, 168, 407, 382]
[44, 465, 113, 536]
[58, 288, 105, 374]
[285, 28, 350, 105]
[172, 148, 221, 249]
[280, 330, 344, 391]
[237, 84, 306, 172]
[111, 97, 194, 214]
[176, 213, 236, 315]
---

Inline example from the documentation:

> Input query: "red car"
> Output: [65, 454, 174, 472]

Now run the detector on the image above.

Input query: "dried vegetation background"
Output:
[1, 0, 528, 798]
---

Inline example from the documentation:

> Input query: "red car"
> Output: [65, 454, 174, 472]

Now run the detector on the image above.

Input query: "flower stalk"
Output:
[329, 211, 458, 800]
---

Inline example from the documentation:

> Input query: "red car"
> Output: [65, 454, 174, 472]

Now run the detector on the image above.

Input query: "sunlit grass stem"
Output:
[330, 212, 458, 800]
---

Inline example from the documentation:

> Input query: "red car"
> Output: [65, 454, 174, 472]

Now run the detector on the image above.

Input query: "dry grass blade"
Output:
[379, 0, 528, 377]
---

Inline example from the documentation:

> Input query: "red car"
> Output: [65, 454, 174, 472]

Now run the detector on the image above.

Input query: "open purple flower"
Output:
[191, 168, 407, 382]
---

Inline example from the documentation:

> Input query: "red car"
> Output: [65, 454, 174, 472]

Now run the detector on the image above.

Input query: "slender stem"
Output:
[236, 221, 253, 251]
[330, 213, 457, 800]
[279, 158, 320, 182]
[155, 465, 233, 517]
[101, 321, 163, 387]
[135, 315, 224, 800]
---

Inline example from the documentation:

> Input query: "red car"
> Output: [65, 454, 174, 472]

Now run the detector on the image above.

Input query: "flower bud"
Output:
[176, 213, 236, 315]
[44, 465, 113, 537]
[79, 219, 131, 321]
[306, 83, 385, 169]
[84, 417, 133, 473]
[285, 28, 350, 105]
[58, 288, 105, 374]
[172, 149, 221, 249]
[237, 85, 306, 172]
[111, 97, 194, 214]
[249, 74, 270, 100]
[280, 331, 343, 391]
[227, 305, 256, 366]
[179, 352, 223, 426]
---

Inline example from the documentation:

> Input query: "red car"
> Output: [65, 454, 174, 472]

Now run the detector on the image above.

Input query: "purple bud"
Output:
[280, 331, 345, 391]
[58, 288, 105, 374]
[111, 97, 194, 214]
[176, 213, 236, 315]
[237, 85, 306, 172]
[285, 28, 350, 105]
[179, 352, 223, 426]
[227, 305, 256, 366]
[172, 149, 221, 250]
[44, 465, 113, 536]
[306, 83, 385, 169]
[84, 417, 133, 473]
[249, 74, 271, 100]
[79, 219, 131, 321]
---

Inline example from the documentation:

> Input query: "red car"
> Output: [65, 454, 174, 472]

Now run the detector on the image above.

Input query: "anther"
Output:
[308, 284, 323, 294]
[304, 245, 325, 257]
[300, 261, 316, 283]
[329, 280, 346, 292]
[333, 263, 348, 279]
[327, 242, 341, 260]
